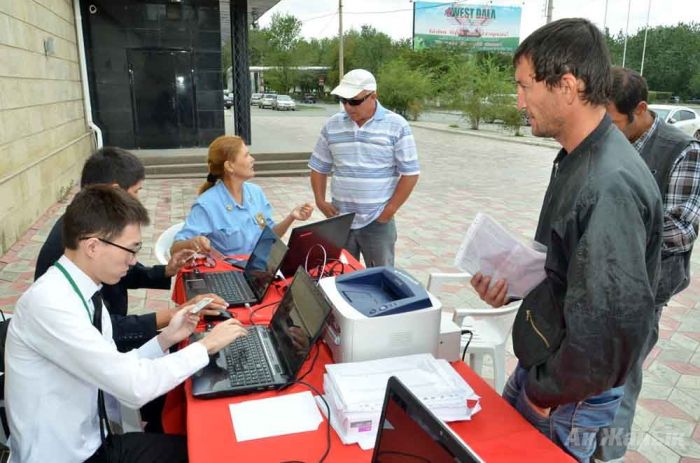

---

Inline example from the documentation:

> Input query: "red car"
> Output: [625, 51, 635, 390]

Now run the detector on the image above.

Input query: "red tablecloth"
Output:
[167, 253, 574, 462]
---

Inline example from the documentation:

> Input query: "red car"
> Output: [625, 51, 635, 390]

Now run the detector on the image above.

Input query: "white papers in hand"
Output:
[229, 391, 323, 442]
[454, 212, 547, 299]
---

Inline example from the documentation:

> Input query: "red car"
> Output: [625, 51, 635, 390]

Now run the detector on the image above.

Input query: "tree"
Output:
[377, 59, 433, 120]
[445, 56, 514, 130]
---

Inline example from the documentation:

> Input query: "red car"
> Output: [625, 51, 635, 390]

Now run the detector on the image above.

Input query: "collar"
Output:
[632, 112, 661, 152]
[555, 114, 612, 165]
[217, 180, 247, 209]
[57, 255, 102, 300]
[342, 101, 387, 123]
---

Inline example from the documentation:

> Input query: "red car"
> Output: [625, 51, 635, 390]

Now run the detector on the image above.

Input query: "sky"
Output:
[257, 0, 700, 41]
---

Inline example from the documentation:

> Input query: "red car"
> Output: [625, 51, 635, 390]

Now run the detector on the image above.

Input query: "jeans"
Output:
[594, 305, 663, 461]
[503, 365, 625, 462]
[345, 218, 397, 267]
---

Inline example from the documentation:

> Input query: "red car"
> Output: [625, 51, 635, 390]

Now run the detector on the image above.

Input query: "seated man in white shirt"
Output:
[5, 185, 248, 463]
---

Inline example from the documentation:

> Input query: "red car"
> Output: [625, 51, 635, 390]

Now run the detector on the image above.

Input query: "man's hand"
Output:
[165, 249, 196, 277]
[198, 319, 249, 355]
[290, 203, 314, 221]
[316, 200, 338, 218]
[470, 272, 509, 308]
[376, 204, 397, 224]
[183, 293, 227, 318]
[157, 306, 200, 350]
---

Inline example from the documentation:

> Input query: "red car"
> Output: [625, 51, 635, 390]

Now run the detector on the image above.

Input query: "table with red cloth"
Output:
[166, 253, 574, 463]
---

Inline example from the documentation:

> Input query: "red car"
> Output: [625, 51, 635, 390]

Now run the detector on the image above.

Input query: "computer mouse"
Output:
[203, 309, 234, 322]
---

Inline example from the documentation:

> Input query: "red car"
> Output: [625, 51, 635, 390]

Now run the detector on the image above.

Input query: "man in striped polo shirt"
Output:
[309, 69, 420, 267]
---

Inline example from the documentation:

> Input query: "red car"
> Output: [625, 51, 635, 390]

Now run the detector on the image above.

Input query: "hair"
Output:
[610, 66, 648, 123]
[80, 146, 145, 190]
[513, 18, 612, 106]
[63, 185, 150, 250]
[198, 135, 246, 195]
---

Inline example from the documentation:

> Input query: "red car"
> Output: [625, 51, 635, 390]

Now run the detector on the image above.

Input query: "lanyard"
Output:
[54, 262, 93, 321]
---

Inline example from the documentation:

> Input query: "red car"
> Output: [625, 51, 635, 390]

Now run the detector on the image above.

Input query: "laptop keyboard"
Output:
[205, 272, 256, 302]
[224, 330, 274, 387]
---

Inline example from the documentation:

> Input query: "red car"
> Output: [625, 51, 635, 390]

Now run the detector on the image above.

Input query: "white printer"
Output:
[319, 266, 442, 363]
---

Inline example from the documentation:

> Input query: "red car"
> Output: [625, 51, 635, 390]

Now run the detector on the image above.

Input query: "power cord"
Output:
[304, 244, 328, 281]
[278, 379, 331, 463]
[461, 329, 474, 362]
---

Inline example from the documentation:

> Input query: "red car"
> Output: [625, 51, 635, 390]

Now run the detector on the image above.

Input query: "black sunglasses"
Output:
[338, 92, 374, 106]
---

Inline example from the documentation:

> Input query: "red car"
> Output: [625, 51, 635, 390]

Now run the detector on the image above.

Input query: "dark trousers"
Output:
[85, 433, 187, 463]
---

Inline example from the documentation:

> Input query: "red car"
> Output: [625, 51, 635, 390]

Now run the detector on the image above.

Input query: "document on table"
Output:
[229, 391, 323, 442]
[454, 212, 547, 299]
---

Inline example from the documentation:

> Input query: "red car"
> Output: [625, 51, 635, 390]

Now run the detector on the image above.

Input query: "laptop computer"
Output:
[372, 376, 484, 463]
[279, 213, 355, 278]
[182, 226, 288, 306]
[191, 267, 332, 399]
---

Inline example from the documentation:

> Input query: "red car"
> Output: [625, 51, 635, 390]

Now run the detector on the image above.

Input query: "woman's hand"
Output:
[290, 203, 314, 221]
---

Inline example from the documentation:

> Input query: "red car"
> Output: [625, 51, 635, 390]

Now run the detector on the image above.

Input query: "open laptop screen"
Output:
[280, 213, 355, 276]
[243, 226, 288, 300]
[372, 376, 483, 463]
[268, 268, 331, 377]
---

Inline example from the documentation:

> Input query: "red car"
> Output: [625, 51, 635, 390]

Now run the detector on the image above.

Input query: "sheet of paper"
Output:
[454, 212, 547, 299]
[229, 391, 323, 442]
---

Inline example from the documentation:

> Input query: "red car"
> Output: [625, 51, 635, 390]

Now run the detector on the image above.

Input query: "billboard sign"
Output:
[413, 2, 521, 52]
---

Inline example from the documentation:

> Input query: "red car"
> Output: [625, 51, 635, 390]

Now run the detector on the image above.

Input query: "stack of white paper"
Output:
[454, 212, 547, 299]
[320, 353, 480, 449]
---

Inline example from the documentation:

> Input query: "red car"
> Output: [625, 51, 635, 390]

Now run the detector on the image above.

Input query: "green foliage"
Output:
[605, 22, 700, 98]
[377, 59, 433, 120]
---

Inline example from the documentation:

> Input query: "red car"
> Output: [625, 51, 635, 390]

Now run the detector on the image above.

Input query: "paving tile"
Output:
[638, 399, 695, 422]
[669, 389, 700, 421]
[636, 433, 681, 463]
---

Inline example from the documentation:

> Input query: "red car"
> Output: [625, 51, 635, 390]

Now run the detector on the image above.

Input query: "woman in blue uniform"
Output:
[171, 135, 313, 256]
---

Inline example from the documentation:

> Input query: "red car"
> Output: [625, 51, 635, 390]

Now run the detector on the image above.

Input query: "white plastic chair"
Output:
[154, 222, 184, 265]
[120, 404, 144, 433]
[427, 272, 519, 393]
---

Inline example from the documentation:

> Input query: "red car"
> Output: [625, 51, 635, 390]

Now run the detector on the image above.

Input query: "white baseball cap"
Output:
[331, 69, 377, 99]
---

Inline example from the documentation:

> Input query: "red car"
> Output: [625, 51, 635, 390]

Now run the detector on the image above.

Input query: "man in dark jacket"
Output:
[470, 19, 664, 461]
[35, 147, 191, 353]
[594, 67, 700, 462]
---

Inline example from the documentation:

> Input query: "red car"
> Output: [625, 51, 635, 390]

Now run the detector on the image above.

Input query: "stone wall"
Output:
[0, 0, 92, 254]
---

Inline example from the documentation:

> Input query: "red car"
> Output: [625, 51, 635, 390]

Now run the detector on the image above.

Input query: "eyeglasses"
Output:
[96, 238, 142, 256]
[338, 92, 374, 106]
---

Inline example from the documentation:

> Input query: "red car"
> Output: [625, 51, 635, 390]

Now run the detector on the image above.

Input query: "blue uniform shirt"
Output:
[175, 181, 276, 255]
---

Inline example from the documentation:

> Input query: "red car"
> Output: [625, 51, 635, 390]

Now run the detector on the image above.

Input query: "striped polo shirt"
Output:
[308, 102, 420, 229]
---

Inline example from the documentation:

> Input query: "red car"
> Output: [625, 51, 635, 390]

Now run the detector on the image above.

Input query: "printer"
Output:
[319, 266, 442, 363]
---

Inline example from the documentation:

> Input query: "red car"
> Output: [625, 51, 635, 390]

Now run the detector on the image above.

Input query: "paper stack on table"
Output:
[454, 212, 547, 299]
[319, 353, 481, 449]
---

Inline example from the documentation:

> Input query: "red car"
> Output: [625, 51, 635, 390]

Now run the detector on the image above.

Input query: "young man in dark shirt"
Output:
[471, 19, 664, 461]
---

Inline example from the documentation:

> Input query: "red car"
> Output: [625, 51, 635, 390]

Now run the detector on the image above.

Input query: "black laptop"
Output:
[183, 226, 288, 306]
[279, 213, 355, 277]
[191, 267, 332, 399]
[372, 376, 484, 463]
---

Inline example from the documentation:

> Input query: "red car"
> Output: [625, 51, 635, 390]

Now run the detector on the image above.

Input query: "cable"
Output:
[461, 329, 474, 362]
[249, 281, 288, 325]
[278, 380, 332, 463]
[296, 342, 321, 383]
[304, 244, 328, 282]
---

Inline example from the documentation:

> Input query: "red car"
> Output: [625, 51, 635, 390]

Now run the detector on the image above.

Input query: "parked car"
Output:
[223, 92, 233, 109]
[258, 94, 277, 109]
[250, 93, 262, 106]
[272, 95, 296, 111]
[649, 104, 700, 139]
[301, 93, 317, 104]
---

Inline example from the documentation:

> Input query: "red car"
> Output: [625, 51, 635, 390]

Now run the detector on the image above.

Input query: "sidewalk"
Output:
[1, 123, 699, 462]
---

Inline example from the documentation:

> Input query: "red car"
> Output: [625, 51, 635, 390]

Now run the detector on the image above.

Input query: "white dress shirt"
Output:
[5, 256, 208, 463]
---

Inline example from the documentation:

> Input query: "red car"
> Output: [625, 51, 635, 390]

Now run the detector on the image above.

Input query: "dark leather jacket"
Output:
[514, 116, 664, 408]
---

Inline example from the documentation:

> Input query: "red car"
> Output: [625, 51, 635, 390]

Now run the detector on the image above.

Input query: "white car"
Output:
[272, 95, 296, 111]
[649, 104, 700, 139]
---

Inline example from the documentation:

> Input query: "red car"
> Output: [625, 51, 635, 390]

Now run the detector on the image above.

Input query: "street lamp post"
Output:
[640, 0, 652, 75]
[622, 0, 632, 67]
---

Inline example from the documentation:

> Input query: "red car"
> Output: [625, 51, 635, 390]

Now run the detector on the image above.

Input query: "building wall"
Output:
[82, 0, 224, 149]
[0, 0, 93, 255]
